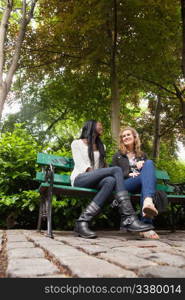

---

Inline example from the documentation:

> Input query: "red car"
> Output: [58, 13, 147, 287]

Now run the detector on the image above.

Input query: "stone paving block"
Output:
[55, 235, 127, 251]
[161, 232, 185, 242]
[150, 247, 183, 256]
[7, 242, 35, 250]
[164, 240, 185, 248]
[111, 246, 152, 256]
[138, 266, 185, 278]
[6, 258, 59, 278]
[27, 236, 68, 250]
[55, 234, 127, 248]
[88, 237, 127, 248]
[41, 244, 86, 258]
[0, 231, 3, 250]
[31, 239, 64, 249]
[55, 235, 98, 245]
[7, 235, 27, 242]
[8, 247, 45, 259]
[7, 230, 24, 235]
[99, 251, 157, 270]
[37, 274, 68, 278]
[74, 244, 109, 255]
[26, 233, 87, 257]
[55, 255, 137, 278]
[30, 234, 118, 254]
[118, 239, 171, 249]
[140, 252, 185, 267]
[54, 230, 128, 240]
[24, 231, 64, 246]
[4, 230, 185, 279]
[173, 247, 185, 257]
[55, 235, 110, 253]
[97, 231, 141, 240]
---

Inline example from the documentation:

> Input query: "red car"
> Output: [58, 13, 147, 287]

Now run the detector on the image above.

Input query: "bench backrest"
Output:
[155, 169, 174, 192]
[37, 152, 74, 170]
[36, 152, 174, 192]
[155, 169, 170, 180]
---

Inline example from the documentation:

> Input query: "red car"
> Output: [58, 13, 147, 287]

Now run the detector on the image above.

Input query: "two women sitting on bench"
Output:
[71, 120, 158, 239]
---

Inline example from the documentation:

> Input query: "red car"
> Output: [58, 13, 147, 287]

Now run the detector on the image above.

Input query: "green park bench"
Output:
[35, 152, 185, 238]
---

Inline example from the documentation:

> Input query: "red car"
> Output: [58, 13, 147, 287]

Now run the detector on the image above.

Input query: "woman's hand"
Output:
[129, 172, 140, 178]
[136, 160, 145, 170]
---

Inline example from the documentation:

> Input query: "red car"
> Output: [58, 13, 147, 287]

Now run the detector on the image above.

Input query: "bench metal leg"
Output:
[46, 187, 54, 238]
[37, 193, 47, 232]
[170, 203, 176, 232]
[37, 200, 43, 232]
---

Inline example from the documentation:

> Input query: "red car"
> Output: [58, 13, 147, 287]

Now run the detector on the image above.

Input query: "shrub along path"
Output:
[0, 229, 185, 278]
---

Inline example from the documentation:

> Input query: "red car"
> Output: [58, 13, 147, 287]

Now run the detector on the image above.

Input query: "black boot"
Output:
[116, 191, 154, 232]
[74, 201, 101, 238]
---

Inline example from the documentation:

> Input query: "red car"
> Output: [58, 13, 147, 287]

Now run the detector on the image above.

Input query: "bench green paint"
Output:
[35, 152, 185, 238]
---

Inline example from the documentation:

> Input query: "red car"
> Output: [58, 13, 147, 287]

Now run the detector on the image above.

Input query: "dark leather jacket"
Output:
[112, 151, 147, 179]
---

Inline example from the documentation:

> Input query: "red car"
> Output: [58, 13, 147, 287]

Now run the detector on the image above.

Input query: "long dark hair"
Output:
[79, 120, 105, 168]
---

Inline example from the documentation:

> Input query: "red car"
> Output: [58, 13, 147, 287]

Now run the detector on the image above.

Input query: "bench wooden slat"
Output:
[39, 182, 98, 196]
[155, 169, 170, 180]
[37, 152, 74, 170]
[156, 183, 174, 193]
[36, 172, 71, 185]
[36, 172, 174, 193]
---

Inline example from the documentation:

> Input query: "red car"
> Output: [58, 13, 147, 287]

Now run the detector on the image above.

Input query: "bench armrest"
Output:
[45, 164, 55, 185]
[168, 182, 185, 194]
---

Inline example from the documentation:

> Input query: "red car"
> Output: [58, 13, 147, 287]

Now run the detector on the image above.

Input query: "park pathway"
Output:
[0, 229, 185, 278]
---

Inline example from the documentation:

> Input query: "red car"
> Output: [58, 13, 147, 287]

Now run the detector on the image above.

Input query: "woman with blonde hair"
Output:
[71, 121, 153, 239]
[112, 126, 159, 239]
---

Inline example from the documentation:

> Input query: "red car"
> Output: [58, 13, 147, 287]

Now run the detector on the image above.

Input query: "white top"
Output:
[70, 139, 103, 186]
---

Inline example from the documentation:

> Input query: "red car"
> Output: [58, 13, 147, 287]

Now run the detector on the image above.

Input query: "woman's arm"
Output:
[112, 152, 130, 178]
[71, 140, 91, 172]
[112, 153, 118, 167]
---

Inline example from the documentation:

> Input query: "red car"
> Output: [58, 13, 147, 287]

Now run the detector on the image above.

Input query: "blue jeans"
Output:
[74, 166, 126, 208]
[124, 160, 156, 224]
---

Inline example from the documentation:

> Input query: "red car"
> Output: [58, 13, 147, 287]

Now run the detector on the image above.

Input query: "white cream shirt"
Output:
[70, 139, 103, 186]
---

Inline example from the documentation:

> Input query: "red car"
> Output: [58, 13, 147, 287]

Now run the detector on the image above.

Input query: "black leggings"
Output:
[74, 167, 126, 207]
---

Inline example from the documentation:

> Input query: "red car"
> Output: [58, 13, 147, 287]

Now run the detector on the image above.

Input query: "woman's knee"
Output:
[144, 160, 154, 167]
[104, 176, 116, 187]
[111, 166, 123, 175]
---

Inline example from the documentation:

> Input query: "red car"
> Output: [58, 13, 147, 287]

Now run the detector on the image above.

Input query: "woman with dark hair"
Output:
[71, 120, 153, 239]
[112, 126, 159, 239]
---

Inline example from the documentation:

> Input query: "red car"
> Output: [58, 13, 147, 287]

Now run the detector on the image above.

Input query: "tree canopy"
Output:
[1, 0, 185, 159]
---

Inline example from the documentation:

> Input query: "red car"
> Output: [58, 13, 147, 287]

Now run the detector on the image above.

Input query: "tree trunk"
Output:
[173, 83, 185, 128]
[0, 0, 38, 121]
[111, 70, 120, 144]
[0, 83, 7, 119]
[152, 95, 161, 160]
[180, 97, 185, 128]
[110, 0, 120, 144]
[181, 0, 185, 77]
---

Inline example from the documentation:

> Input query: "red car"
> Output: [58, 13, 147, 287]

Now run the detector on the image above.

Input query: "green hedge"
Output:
[155, 159, 185, 183]
[0, 124, 185, 230]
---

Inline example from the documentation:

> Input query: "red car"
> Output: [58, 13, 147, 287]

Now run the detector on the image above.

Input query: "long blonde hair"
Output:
[119, 127, 143, 157]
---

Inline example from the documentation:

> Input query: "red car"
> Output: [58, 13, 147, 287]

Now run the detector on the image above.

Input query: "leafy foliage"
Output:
[156, 159, 185, 183]
[0, 190, 40, 228]
[0, 124, 41, 194]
